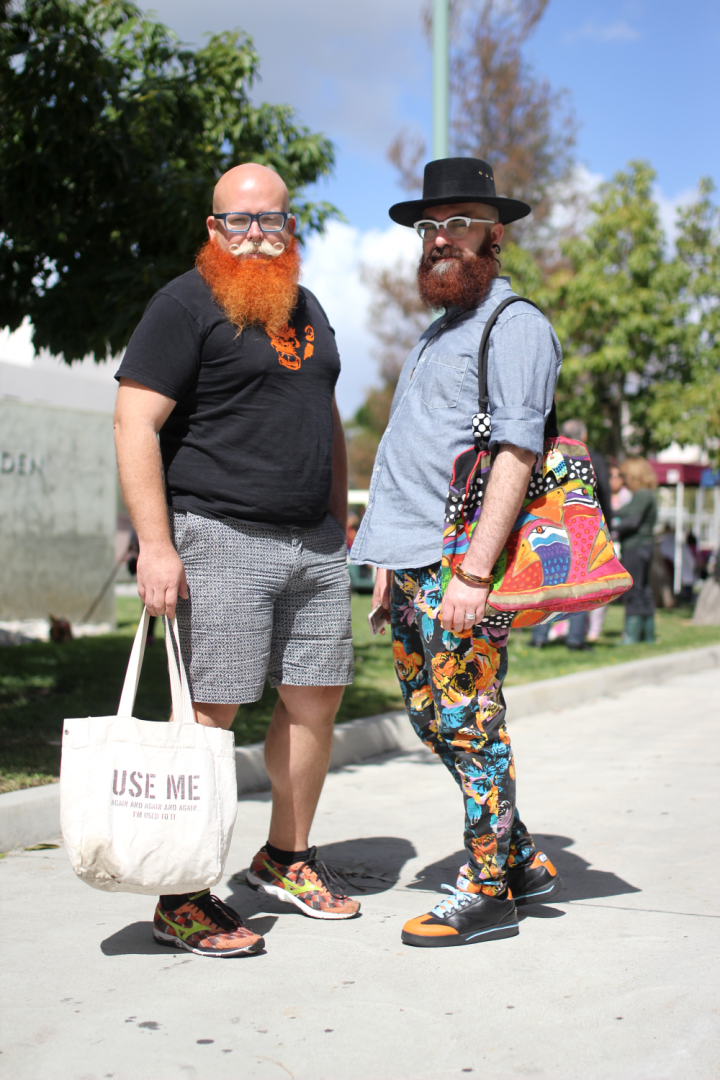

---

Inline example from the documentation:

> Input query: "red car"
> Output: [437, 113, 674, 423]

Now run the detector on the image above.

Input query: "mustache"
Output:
[426, 246, 469, 276]
[428, 246, 464, 261]
[229, 237, 286, 258]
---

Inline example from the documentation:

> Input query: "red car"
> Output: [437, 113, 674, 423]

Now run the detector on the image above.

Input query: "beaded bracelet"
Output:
[455, 565, 494, 587]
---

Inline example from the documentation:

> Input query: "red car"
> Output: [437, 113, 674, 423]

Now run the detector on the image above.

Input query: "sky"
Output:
[2, 0, 719, 416]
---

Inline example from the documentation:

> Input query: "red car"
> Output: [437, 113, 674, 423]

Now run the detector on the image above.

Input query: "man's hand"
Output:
[439, 444, 535, 633]
[371, 568, 392, 634]
[115, 380, 185, 618]
[440, 575, 490, 633]
[137, 541, 189, 619]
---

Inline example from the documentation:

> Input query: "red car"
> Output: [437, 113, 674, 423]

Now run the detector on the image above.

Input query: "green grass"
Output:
[505, 602, 720, 685]
[0, 595, 402, 793]
[1, 595, 717, 794]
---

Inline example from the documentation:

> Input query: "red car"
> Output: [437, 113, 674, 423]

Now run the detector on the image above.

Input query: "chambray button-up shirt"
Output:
[350, 277, 563, 571]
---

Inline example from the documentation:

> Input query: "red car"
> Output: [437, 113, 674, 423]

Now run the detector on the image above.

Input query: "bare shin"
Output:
[264, 684, 345, 852]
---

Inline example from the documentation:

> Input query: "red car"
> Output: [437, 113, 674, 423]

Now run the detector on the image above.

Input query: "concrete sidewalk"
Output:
[1, 667, 719, 1080]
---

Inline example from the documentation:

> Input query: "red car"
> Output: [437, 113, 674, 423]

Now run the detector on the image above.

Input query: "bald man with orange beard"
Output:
[114, 164, 359, 959]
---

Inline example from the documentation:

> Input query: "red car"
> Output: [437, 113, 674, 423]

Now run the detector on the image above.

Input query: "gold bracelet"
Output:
[455, 565, 494, 587]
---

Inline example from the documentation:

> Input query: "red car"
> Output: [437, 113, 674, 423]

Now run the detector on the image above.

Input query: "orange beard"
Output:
[196, 237, 301, 335]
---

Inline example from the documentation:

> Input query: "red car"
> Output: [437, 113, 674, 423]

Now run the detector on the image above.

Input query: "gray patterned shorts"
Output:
[172, 511, 353, 704]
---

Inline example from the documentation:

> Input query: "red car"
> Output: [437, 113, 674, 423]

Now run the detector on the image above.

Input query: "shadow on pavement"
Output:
[518, 906, 566, 920]
[101, 922, 166, 956]
[534, 834, 641, 901]
[319, 835, 417, 893]
[408, 835, 640, 902]
[226, 835, 417, 914]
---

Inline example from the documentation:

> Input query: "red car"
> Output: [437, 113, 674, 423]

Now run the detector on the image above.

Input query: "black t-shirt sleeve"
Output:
[301, 287, 336, 338]
[116, 292, 202, 401]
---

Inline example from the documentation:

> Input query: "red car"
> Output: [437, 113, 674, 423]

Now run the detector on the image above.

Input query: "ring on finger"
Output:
[464, 612, 476, 621]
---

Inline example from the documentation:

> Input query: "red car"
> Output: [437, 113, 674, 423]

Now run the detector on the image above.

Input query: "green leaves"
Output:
[500, 161, 720, 463]
[545, 162, 692, 457]
[647, 178, 720, 466]
[0, 0, 339, 362]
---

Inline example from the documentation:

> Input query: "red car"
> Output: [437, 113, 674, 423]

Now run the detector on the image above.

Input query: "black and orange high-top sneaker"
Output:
[507, 852, 564, 906]
[401, 882, 518, 948]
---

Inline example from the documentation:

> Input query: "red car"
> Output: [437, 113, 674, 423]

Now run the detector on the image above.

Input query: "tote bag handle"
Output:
[117, 606, 195, 724]
[475, 294, 558, 442]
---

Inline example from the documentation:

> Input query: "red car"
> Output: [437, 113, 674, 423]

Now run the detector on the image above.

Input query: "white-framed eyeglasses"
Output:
[414, 216, 497, 240]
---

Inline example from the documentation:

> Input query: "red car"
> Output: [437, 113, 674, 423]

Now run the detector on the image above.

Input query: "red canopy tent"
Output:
[649, 461, 704, 487]
[648, 461, 720, 593]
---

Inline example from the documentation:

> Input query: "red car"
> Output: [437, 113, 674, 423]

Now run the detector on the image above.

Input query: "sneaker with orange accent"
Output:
[246, 846, 360, 920]
[402, 884, 518, 948]
[507, 852, 564, 906]
[153, 890, 264, 957]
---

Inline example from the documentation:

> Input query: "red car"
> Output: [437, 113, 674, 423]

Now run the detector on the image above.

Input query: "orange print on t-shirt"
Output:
[269, 324, 315, 370]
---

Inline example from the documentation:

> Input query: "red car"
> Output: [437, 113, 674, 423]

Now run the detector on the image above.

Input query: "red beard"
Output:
[196, 237, 301, 335]
[417, 232, 498, 311]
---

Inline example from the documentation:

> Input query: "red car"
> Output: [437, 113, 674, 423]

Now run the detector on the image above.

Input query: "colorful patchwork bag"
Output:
[441, 295, 632, 628]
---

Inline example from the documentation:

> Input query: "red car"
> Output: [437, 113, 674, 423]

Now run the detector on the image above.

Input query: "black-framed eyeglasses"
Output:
[212, 211, 293, 233]
[414, 216, 496, 240]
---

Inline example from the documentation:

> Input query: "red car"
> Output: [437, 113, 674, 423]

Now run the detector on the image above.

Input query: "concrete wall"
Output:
[0, 398, 116, 624]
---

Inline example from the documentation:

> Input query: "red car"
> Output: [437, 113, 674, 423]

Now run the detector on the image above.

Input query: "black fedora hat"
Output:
[389, 157, 531, 228]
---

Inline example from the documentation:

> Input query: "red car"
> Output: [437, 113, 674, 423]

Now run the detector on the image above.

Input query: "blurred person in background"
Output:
[587, 458, 631, 641]
[610, 463, 632, 514]
[659, 524, 697, 604]
[346, 511, 360, 549]
[613, 457, 659, 643]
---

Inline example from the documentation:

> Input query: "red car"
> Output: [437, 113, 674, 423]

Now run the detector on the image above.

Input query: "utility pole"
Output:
[432, 0, 450, 160]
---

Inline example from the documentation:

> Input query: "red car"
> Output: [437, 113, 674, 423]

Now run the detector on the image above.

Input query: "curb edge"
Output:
[2, 643, 718, 851]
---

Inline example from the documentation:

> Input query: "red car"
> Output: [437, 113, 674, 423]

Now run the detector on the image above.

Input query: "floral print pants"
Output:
[391, 564, 536, 895]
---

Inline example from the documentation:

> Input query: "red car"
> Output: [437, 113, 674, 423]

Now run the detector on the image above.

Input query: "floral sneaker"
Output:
[246, 846, 361, 920]
[153, 890, 265, 957]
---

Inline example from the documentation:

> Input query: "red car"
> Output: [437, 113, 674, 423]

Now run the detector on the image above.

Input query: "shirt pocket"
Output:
[420, 351, 471, 410]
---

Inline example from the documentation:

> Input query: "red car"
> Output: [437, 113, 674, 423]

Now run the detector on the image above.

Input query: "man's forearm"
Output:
[114, 421, 172, 548]
[328, 398, 348, 530]
[114, 381, 188, 618]
[462, 444, 535, 576]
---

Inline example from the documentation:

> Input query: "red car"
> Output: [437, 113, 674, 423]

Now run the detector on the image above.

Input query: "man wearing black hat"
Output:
[351, 158, 564, 947]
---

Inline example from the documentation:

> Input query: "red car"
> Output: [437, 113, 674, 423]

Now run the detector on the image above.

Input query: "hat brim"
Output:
[389, 194, 532, 228]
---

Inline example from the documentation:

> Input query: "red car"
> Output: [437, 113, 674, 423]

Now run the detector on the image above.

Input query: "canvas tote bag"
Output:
[60, 607, 238, 894]
[441, 295, 632, 628]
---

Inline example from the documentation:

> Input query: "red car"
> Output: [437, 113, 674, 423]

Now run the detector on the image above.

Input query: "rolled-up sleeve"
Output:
[487, 310, 562, 457]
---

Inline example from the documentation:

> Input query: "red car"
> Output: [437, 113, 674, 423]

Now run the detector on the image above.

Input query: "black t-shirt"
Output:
[116, 270, 341, 525]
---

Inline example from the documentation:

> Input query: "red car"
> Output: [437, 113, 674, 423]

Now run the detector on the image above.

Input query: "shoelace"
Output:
[192, 892, 243, 931]
[302, 854, 356, 899]
[431, 883, 474, 919]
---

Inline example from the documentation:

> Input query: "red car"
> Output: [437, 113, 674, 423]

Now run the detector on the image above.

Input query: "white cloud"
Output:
[547, 163, 604, 236]
[546, 167, 696, 254]
[0, 317, 36, 366]
[301, 220, 422, 417]
[0, 316, 122, 381]
[653, 184, 698, 252]
[565, 21, 641, 43]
